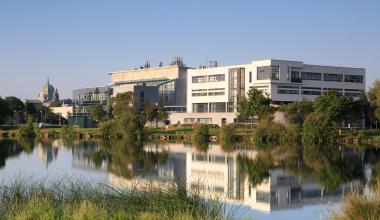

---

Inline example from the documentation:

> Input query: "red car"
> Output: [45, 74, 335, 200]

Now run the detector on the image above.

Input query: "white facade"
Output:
[170, 59, 365, 125]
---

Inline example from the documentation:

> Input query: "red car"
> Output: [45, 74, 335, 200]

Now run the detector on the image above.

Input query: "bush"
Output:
[17, 123, 36, 138]
[302, 113, 339, 146]
[60, 126, 79, 139]
[193, 124, 210, 142]
[252, 120, 286, 145]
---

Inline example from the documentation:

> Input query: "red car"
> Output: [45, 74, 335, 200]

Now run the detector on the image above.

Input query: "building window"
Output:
[323, 73, 343, 82]
[257, 66, 279, 80]
[192, 75, 208, 83]
[228, 68, 245, 112]
[345, 75, 364, 83]
[198, 118, 212, 123]
[209, 102, 226, 112]
[256, 191, 270, 203]
[208, 74, 225, 82]
[249, 71, 252, 83]
[158, 80, 176, 106]
[302, 90, 321, 95]
[278, 89, 299, 94]
[301, 72, 322, 81]
[184, 118, 196, 124]
[193, 103, 208, 113]
[208, 91, 225, 96]
[192, 92, 207, 97]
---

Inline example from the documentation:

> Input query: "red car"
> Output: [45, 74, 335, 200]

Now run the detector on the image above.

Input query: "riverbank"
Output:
[0, 179, 225, 220]
[1, 126, 380, 146]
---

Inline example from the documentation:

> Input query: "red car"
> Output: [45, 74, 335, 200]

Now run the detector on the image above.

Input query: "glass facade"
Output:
[192, 103, 208, 113]
[228, 68, 245, 112]
[158, 80, 176, 106]
[209, 102, 226, 112]
[345, 74, 364, 83]
[257, 66, 279, 80]
[323, 73, 343, 82]
[301, 72, 322, 81]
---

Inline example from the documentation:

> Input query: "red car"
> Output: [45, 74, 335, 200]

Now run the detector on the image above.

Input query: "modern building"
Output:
[37, 78, 59, 105]
[72, 86, 113, 117]
[170, 59, 365, 125]
[109, 57, 189, 112]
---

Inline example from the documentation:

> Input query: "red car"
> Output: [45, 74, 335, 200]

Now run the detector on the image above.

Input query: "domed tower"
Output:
[38, 78, 58, 103]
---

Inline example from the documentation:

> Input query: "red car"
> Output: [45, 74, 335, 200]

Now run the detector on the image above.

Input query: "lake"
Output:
[0, 139, 377, 220]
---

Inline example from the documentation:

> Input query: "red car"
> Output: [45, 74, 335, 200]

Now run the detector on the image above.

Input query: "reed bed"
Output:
[0, 178, 228, 220]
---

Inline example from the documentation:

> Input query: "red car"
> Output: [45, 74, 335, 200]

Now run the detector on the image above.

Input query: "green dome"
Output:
[42, 81, 55, 94]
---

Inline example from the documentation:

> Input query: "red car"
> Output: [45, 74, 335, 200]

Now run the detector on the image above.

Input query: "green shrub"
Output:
[17, 123, 36, 138]
[193, 124, 210, 142]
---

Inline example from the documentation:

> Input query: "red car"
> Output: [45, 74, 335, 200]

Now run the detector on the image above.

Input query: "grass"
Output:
[332, 190, 380, 220]
[0, 178, 228, 220]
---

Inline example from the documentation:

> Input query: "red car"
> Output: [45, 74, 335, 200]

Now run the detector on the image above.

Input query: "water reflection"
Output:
[0, 139, 379, 215]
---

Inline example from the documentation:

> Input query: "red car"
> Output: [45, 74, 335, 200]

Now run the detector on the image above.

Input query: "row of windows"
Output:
[278, 88, 362, 96]
[192, 102, 227, 113]
[257, 66, 280, 80]
[192, 74, 225, 83]
[192, 91, 225, 96]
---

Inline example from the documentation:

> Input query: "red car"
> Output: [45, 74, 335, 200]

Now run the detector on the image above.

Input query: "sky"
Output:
[0, 0, 379, 100]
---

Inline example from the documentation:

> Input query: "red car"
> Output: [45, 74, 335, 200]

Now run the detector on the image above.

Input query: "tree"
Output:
[0, 97, 10, 124]
[368, 80, 380, 122]
[100, 92, 145, 141]
[91, 104, 106, 122]
[111, 92, 134, 118]
[283, 97, 314, 125]
[302, 113, 338, 146]
[314, 90, 353, 123]
[237, 88, 271, 122]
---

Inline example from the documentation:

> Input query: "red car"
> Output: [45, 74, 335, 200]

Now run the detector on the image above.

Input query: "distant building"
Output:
[37, 78, 59, 105]
[109, 57, 189, 112]
[170, 59, 366, 126]
[72, 86, 113, 117]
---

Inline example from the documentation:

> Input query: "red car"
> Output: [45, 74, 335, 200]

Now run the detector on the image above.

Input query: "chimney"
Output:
[144, 60, 150, 69]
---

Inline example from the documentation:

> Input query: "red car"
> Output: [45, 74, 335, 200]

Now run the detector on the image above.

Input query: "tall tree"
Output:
[314, 90, 353, 123]
[91, 104, 106, 122]
[368, 80, 380, 122]
[111, 92, 134, 118]
[0, 97, 10, 124]
[237, 88, 271, 122]
[283, 97, 314, 125]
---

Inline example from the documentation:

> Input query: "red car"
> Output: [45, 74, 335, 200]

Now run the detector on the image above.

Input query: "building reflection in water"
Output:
[108, 143, 361, 213]
[71, 141, 108, 173]
[38, 142, 59, 168]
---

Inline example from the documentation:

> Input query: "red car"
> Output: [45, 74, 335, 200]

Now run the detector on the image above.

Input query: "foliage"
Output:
[99, 92, 145, 141]
[17, 118, 36, 138]
[111, 91, 134, 118]
[143, 102, 168, 127]
[0, 97, 10, 124]
[283, 97, 314, 125]
[60, 126, 79, 139]
[302, 113, 338, 146]
[368, 79, 380, 122]
[0, 179, 225, 220]
[314, 90, 354, 123]
[252, 120, 287, 146]
[193, 124, 210, 142]
[332, 190, 380, 220]
[91, 104, 106, 122]
[237, 88, 272, 122]
[238, 152, 273, 187]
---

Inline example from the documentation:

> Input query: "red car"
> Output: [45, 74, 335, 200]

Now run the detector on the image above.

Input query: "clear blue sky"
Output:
[0, 0, 379, 99]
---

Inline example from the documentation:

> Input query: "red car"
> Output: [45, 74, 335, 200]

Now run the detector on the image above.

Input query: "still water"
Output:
[0, 139, 377, 220]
